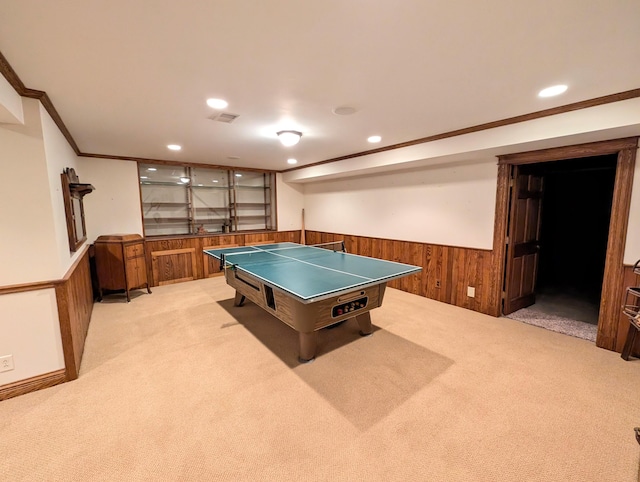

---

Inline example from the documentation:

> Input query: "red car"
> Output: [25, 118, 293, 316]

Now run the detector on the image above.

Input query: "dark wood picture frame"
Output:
[61, 168, 94, 252]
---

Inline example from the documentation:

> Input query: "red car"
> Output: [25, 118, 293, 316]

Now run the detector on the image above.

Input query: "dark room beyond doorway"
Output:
[507, 154, 618, 339]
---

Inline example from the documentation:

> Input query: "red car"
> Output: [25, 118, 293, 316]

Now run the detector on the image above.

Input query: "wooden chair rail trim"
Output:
[0, 369, 67, 401]
[0, 280, 60, 295]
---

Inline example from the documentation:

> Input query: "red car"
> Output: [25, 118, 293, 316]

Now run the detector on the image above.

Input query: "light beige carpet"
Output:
[1, 277, 639, 481]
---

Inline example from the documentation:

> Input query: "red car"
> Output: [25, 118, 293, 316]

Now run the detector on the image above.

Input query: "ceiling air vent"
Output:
[208, 112, 240, 123]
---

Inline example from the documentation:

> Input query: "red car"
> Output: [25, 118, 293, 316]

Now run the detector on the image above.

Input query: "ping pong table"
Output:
[204, 242, 421, 362]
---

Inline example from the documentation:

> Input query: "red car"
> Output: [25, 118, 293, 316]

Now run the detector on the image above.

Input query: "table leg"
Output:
[298, 331, 317, 363]
[356, 312, 373, 337]
[234, 291, 246, 307]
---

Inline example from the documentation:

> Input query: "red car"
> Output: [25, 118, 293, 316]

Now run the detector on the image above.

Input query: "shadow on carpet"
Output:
[505, 307, 597, 342]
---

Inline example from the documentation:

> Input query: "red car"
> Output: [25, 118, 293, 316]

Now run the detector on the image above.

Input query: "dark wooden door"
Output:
[503, 167, 544, 314]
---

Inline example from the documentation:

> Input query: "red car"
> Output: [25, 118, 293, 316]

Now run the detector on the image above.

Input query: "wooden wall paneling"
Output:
[273, 230, 301, 243]
[202, 239, 240, 278]
[304, 230, 320, 246]
[450, 248, 466, 308]
[399, 241, 423, 295]
[358, 236, 372, 257]
[151, 248, 198, 286]
[54, 247, 94, 380]
[197, 234, 241, 279]
[145, 238, 197, 287]
[245, 233, 275, 245]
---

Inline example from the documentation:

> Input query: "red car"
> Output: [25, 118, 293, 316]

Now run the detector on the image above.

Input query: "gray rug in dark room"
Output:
[505, 307, 597, 342]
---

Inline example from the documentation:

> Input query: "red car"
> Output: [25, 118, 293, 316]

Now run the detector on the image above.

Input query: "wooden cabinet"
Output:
[94, 234, 152, 302]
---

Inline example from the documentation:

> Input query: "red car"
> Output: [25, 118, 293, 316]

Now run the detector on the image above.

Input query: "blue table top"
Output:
[204, 243, 421, 302]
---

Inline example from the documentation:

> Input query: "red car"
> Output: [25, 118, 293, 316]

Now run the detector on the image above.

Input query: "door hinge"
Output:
[501, 291, 506, 300]
[505, 235, 509, 244]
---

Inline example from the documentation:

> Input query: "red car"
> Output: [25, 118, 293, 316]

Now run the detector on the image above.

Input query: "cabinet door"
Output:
[125, 243, 147, 289]
[95, 243, 126, 290]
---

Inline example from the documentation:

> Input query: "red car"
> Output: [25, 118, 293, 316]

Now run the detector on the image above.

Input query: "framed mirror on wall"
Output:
[61, 167, 94, 252]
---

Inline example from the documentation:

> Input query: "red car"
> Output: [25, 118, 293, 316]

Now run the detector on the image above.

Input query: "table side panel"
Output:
[225, 269, 384, 333]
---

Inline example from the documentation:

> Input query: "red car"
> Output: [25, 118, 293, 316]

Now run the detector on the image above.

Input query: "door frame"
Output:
[490, 137, 638, 350]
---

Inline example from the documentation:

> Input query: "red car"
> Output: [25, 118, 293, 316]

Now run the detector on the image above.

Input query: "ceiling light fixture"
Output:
[277, 130, 302, 147]
[538, 84, 568, 98]
[206, 98, 228, 109]
[368, 135, 382, 143]
[287, 158, 298, 165]
[180, 177, 190, 183]
[167, 144, 182, 151]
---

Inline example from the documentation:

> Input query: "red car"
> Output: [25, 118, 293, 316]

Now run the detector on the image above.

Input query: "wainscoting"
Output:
[305, 231, 496, 315]
[305, 230, 640, 357]
[144, 231, 301, 287]
[0, 246, 94, 400]
[55, 248, 94, 380]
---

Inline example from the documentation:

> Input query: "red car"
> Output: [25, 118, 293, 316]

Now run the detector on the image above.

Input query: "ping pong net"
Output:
[217, 241, 346, 270]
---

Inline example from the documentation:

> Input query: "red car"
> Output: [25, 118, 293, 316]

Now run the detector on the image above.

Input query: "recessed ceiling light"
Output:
[368, 135, 382, 143]
[212, 180, 219, 183]
[207, 98, 228, 109]
[167, 144, 182, 151]
[235, 173, 242, 177]
[538, 84, 568, 98]
[140, 176, 148, 179]
[147, 167, 157, 171]
[179, 177, 190, 183]
[287, 158, 298, 165]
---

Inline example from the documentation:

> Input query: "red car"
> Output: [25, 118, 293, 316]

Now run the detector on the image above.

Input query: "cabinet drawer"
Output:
[125, 243, 144, 259]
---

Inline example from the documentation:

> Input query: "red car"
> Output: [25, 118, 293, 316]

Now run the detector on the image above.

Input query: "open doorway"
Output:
[508, 155, 617, 336]
[495, 137, 638, 350]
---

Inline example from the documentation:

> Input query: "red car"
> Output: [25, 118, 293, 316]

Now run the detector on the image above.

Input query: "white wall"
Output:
[0, 97, 69, 386]
[275, 173, 304, 231]
[0, 97, 60, 284]
[40, 103, 82, 274]
[0, 72, 23, 124]
[303, 160, 498, 249]
[78, 157, 143, 242]
[0, 289, 65, 386]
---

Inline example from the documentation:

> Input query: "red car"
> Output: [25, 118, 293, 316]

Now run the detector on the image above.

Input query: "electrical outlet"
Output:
[0, 355, 14, 373]
[467, 286, 476, 298]
[435, 279, 441, 288]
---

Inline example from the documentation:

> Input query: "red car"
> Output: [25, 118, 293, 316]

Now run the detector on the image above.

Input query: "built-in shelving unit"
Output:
[139, 164, 274, 236]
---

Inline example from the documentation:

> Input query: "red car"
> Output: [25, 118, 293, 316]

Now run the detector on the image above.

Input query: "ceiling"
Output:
[1, 0, 639, 172]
